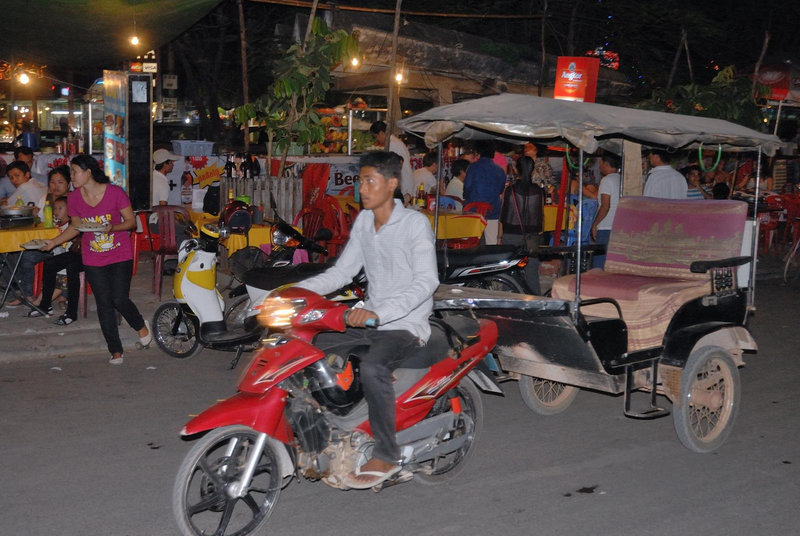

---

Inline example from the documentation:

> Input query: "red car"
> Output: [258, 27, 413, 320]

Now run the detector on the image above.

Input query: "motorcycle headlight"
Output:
[256, 297, 306, 328]
[272, 229, 300, 248]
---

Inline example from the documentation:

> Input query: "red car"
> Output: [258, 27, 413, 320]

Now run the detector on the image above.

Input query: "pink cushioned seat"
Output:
[551, 197, 747, 351]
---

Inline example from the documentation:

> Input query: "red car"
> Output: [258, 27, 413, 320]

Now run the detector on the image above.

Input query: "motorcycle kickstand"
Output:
[229, 346, 244, 370]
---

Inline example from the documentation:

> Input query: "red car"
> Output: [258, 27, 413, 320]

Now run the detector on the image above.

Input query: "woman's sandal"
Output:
[54, 314, 75, 326]
[135, 319, 153, 349]
[27, 307, 53, 318]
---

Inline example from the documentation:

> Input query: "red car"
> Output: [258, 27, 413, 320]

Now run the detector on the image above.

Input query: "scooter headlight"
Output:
[272, 228, 300, 248]
[256, 297, 306, 328]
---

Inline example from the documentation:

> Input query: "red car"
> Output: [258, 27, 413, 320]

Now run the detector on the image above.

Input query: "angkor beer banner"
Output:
[553, 57, 600, 103]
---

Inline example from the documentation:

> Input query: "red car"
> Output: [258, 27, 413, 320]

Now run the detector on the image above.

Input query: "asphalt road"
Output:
[2, 278, 799, 536]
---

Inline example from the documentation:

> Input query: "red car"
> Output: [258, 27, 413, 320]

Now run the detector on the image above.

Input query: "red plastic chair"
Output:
[132, 211, 159, 276]
[292, 207, 326, 260]
[462, 201, 493, 217]
[316, 195, 349, 257]
[782, 197, 800, 253]
[151, 205, 190, 299]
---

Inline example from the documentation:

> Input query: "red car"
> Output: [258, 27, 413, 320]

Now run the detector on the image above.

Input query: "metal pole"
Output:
[433, 142, 442, 240]
[748, 147, 762, 311]
[773, 101, 784, 136]
[237, 0, 250, 152]
[347, 108, 353, 155]
[573, 148, 584, 320]
[385, 0, 402, 145]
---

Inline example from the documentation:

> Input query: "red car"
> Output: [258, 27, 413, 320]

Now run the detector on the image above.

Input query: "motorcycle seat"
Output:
[401, 314, 481, 369]
[437, 245, 520, 270]
[243, 262, 333, 291]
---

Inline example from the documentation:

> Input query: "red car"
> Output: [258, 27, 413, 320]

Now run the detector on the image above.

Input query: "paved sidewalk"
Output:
[0, 252, 790, 364]
[0, 260, 165, 364]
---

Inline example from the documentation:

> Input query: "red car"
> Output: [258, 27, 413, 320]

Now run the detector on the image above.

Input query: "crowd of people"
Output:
[1, 151, 151, 365]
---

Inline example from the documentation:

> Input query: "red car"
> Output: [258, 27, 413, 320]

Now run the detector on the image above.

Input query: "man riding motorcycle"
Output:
[297, 150, 439, 489]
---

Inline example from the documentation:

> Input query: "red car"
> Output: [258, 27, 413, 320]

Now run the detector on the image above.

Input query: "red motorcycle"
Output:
[172, 287, 500, 536]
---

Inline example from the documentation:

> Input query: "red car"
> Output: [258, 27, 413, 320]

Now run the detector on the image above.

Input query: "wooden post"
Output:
[666, 28, 686, 89]
[386, 0, 403, 145]
[683, 34, 694, 84]
[237, 0, 250, 152]
[622, 141, 643, 196]
[752, 30, 770, 95]
[538, 0, 548, 97]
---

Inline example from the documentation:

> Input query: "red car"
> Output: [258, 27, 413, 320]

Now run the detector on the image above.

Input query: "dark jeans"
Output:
[39, 251, 83, 319]
[314, 328, 420, 464]
[19, 250, 50, 297]
[592, 230, 612, 269]
[84, 260, 145, 355]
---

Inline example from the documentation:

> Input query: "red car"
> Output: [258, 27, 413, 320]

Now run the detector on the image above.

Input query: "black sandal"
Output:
[54, 314, 75, 326]
[27, 307, 53, 318]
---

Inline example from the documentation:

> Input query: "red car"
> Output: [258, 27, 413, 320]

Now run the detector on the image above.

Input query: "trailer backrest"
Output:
[604, 197, 748, 281]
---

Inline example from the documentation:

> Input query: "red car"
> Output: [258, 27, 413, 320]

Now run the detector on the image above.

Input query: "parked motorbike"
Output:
[437, 245, 532, 293]
[172, 287, 501, 536]
[151, 223, 272, 363]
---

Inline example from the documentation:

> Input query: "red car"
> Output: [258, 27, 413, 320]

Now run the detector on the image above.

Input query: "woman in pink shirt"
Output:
[44, 155, 151, 364]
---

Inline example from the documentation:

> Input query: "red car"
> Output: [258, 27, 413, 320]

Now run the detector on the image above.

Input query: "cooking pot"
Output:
[0, 205, 35, 217]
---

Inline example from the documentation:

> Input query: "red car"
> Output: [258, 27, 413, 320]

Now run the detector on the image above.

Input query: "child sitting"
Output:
[28, 196, 83, 324]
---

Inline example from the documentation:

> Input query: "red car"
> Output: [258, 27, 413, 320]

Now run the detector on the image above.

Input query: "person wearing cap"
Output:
[152, 148, 180, 206]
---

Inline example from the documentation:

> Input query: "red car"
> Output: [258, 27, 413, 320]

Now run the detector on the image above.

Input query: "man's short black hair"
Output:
[14, 146, 33, 159]
[601, 153, 621, 170]
[422, 151, 438, 168]
[7, 161, 30, 175]
[649, 148, 674, 164]
[360, 150, 403, 181]
[450, 159, 469, 177]
[369, 121, 387, 135]
[475, 140, 495, 159]
[712, 182, 730, 199]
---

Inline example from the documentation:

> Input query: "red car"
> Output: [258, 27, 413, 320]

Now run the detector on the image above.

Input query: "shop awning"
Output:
[398, 93, 787, 156]
[0, 0, 222, 69]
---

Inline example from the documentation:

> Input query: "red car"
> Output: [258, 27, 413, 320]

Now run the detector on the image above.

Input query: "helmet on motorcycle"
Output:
[305, 353, 363, 416]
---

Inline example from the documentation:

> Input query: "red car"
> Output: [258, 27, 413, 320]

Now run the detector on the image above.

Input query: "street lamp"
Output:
[18, 72, 30, 84]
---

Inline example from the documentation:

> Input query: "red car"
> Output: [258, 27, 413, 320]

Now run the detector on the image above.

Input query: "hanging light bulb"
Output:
[130, 35, 140, 46]
[351, 57, 359, 67]
[18, 72, 30, 84]
[395, 72, 404, 84]
[130, 0, 139, 46]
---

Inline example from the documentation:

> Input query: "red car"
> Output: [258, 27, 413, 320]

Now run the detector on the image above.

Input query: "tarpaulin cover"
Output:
[398, 93, 786, 156]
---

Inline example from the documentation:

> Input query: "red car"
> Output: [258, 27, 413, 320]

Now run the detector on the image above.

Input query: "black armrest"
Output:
[690, 256, 751, 273]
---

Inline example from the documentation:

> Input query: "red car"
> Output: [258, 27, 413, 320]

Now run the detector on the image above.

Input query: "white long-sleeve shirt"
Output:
[643, 165, 688, 199]
[389, 135, 414, 198]
[299, 200, 438, 342]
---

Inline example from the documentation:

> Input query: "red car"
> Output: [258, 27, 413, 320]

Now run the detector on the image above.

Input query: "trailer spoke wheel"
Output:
[673, 347, 740, 453]
[518, 376, 578, 415]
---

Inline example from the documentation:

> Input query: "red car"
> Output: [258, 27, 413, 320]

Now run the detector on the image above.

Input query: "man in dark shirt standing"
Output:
[463, 140, 507, 244]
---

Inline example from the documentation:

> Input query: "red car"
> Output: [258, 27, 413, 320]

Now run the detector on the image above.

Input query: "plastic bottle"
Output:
[417, 183, 426, 207]
[15, 195, 24, 207]
[43, 199, 53, 228]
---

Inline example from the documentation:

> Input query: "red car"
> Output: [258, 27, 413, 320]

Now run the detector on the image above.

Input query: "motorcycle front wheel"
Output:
[173, 425, 283, 536]
[414, 379, 483, 485]
[153, 301, 202, 359]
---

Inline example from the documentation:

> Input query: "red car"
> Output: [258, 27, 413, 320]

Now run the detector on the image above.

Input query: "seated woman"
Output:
[27, 196, 83, 325]
[9, 166, 72, 307]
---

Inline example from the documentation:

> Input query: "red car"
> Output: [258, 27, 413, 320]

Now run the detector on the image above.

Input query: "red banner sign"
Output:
[553, 57, 600, 103]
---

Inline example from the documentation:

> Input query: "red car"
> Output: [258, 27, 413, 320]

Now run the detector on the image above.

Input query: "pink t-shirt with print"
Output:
[68, 184, 133, 267]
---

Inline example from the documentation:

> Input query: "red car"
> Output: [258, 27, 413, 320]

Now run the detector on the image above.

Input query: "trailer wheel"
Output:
[673, 347, 740, 453]
[518, 376, 578, 415]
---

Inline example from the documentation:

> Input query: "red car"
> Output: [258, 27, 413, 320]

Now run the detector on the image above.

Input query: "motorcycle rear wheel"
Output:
[173, 425, 282, 536]
[466, 273, 525, 293]
[153, 301, 203, 359]
[414, 379, 483, 485]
